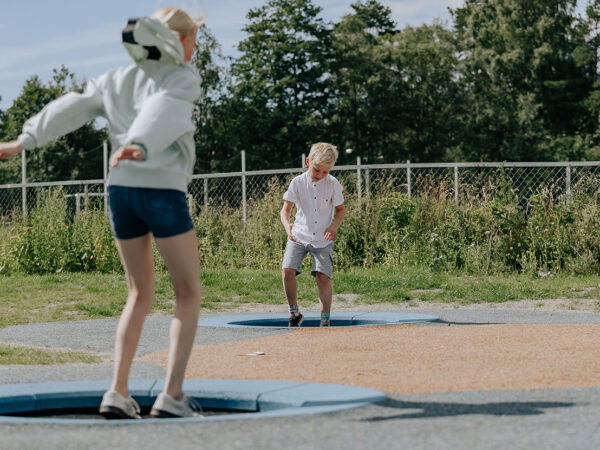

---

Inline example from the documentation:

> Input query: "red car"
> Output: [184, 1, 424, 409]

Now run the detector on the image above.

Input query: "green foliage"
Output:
[329, 1, 400, 163]
[4, 0, 600, 174]
[229, 0, 331, 168]
[191, 26, 238, 173]
[0, 344, 100, 365]
[387, 23, 462, 162]
[3, 176, 600, 277]
[193, 0, 600, 167]
[0, 66, 107, 184]
[3, 266, 600, 332]
[3, 189, 120, 274]
[452, 0, 590, 161]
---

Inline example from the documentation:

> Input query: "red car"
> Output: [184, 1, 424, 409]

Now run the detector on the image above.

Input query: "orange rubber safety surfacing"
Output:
[139, 324, 600, 394]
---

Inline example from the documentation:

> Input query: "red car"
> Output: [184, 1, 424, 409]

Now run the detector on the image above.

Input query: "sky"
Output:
[0, 0, 588, 110]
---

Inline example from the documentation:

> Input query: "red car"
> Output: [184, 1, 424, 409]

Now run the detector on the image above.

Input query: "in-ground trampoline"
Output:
[197, 311, 439, 328]
[0, 379, 386, 424]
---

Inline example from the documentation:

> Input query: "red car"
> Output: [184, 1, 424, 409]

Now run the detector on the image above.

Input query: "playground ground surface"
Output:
[1, 301, 600, 449]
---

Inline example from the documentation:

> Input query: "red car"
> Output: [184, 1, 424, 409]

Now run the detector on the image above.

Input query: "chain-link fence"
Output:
[2, 160, 600, 222]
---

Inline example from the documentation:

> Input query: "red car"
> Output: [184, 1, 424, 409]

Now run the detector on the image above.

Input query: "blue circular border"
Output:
[197, 311, 439, 328]
[0, 379, 386, 424]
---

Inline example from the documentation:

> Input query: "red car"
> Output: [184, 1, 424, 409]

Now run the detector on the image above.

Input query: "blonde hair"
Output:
[308, 142, 338, 165]
[152, 6, 203, 39]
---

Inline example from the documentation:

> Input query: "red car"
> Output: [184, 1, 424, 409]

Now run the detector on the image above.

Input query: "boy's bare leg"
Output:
[155, 229, 202, 399]
[111, 233, 155, 397]
[282, 268, 298, 308]
[315, 272, 332, 314]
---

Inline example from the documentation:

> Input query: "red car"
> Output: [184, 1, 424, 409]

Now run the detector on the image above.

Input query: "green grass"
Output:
[0, 272, 178, 329]
[1, 266, 599, 365]
[1, 267, 599, 329]
[0, 344, 101, 365]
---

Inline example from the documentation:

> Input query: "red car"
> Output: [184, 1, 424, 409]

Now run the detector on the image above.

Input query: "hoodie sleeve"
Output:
[18, 77, 106, 150]
[124, 69, 200, 159]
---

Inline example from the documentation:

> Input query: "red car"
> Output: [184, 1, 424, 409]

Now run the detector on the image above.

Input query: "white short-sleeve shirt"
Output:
[283, 171, 344, 248]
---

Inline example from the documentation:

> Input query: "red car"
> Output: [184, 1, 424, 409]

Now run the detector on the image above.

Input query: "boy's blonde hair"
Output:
[152, 6, 203, 39]
[308, 142, 338, 166]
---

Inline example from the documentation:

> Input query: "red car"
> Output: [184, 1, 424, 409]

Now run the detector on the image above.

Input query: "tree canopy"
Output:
[2, 0, 600, 182]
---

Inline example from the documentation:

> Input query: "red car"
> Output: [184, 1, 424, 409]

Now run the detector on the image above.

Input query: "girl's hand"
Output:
[0, 141, 24, 158]
[110, 145, 144, 167]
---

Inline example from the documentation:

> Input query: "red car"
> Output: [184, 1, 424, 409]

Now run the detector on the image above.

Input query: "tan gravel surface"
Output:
[140, 323, 600, 394]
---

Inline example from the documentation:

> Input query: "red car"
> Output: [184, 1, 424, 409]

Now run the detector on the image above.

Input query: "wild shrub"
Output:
[1, 177, 600, 276]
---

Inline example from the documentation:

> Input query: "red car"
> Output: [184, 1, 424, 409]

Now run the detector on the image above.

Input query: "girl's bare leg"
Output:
[111, 233, 155, 397]
[155, 229, 203, 399]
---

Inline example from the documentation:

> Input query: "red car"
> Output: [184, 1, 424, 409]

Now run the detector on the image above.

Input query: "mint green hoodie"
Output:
[18, 17, 201, 193]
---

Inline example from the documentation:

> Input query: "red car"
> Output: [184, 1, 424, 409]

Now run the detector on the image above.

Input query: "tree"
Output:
[577, 0, 600, 159]
[0, 66, 107, 183]
[328, 1, 400, 163]
[191, 26, 240, 173]
[452, 0, 590, 161]
[230, 0, 331, 168]
[390, 23, 463, 162]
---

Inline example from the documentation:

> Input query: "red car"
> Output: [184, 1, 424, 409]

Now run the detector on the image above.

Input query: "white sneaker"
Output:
[150, 392, 203, 418]
[99, 390, 141, 419]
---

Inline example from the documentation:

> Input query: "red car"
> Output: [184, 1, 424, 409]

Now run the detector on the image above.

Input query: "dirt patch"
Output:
[141, 323, 600, 394]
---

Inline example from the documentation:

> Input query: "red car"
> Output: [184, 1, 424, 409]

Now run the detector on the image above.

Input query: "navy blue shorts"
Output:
[108, 186, 194, 240]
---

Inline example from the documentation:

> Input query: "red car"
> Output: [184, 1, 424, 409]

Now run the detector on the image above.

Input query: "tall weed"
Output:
[1, 177, 600, 277]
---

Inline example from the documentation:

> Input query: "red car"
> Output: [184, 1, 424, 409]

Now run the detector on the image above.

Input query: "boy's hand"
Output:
[287, 223, 296, 242]
[0, 141, 24, 158]
[110, 146, 144, 167]
[324, 226, 338, 241]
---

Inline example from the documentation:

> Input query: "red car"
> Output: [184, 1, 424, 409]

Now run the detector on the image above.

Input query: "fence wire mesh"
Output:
[2, 163, 600, 222]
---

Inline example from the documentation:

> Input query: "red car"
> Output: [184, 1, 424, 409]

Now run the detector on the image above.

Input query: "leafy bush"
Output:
[3, 190, 120, 274]
[1, 178, 600, 277]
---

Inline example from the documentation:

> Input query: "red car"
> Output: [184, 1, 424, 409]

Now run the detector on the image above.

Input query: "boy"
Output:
[280, 143, 346, 327]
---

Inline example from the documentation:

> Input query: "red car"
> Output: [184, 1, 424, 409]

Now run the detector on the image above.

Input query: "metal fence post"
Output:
[21, 149, 27, 217]
[356, 156, 362, 203]
[301, 153, 306, 169]
[75, 193, 81, 219]
[406, 160, 411, 199]
[365, 166, 370, 201]
[454, 165, 459, 205]
[103, 140, 108, 216]
[566, 164, 571, 205]
[186, 194, 193, 214]
[82, 183, 88, 212]
[203, 177, 208, 206]
[241, 150, 247, 226]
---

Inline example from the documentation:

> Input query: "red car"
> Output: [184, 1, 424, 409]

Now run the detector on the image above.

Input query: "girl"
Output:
[0, 7, 205, 419]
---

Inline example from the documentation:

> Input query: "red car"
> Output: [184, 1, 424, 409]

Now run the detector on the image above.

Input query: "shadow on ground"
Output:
[362, 398, 575, 421]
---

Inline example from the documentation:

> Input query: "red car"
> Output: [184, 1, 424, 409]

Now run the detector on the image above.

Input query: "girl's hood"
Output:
[121, 17, 185, 67]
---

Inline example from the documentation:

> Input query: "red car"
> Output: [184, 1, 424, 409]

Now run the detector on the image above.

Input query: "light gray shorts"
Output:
[282, 240, 334, 278]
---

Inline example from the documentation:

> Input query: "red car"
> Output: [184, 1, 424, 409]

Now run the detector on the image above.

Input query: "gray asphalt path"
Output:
[1, 308, 599, 449]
